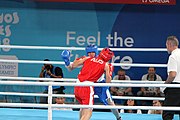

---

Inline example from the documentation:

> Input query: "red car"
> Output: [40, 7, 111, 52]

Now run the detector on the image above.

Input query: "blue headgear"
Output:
[85, 44, 98, 56]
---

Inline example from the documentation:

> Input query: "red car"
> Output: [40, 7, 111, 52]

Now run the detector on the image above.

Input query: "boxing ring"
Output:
[0, 45, 180, 120]
[0, 108, 179, 120]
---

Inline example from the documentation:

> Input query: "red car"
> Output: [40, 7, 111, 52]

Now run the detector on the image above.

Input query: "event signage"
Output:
[37, 0, 176, 5]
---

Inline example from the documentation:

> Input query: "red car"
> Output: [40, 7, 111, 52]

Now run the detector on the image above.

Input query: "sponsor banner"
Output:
[1, 1, 180, 80]
[0, 55, 18, 77]
[37, 0, 176, 5]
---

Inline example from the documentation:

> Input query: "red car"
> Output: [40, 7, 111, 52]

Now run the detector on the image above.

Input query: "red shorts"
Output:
[74, 86, 94, 105]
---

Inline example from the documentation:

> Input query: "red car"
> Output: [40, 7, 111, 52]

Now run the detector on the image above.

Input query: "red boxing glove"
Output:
[108, 63, 114, 77]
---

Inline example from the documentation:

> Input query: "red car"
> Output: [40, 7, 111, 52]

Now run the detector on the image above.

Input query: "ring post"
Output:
[48, 82, 53, 120]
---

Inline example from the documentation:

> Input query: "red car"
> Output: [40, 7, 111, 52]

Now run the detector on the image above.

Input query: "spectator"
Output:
[53, 92, 72, 111]
[120, 99, 142, 114]
[148, 100, 163, 114]
[111, 69, 133, 96]
[110, 69, 133, 105]
[39, 59, 65, 104]
[137, 67, 163, 114]
[137, 67, 163, 97]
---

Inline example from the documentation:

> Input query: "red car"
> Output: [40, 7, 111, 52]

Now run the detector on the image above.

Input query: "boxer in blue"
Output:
[61, 44, 121, 120]
[86, 45, 121, 120]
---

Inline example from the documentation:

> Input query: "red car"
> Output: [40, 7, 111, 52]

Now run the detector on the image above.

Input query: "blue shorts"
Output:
[94, 80, 113, 105]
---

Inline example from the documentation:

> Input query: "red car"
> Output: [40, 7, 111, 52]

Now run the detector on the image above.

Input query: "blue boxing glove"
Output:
[61, 50, 70, 66]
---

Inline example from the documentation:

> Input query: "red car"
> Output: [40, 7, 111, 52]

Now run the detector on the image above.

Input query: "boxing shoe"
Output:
[117, 117, 122, 120]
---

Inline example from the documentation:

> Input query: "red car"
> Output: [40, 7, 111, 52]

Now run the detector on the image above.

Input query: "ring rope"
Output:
[0, 45, 167, 51]
[0, 103, 179, 111]
[52, 104, 180, 111]
[0, 80, 177, 88]
[0, 80, 178, 87]
[0, 92, 165, 101]
[51, 104, 180, 111]
[0, 59, 167, 67]
[0, 76, 165, 83]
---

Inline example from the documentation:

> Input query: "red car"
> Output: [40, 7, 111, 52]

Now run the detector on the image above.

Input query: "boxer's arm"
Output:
[108, 63, 114, 77]
[61, 50, 89, 71]
[70, 57, 89, 70]
[105, 63, 112, 83]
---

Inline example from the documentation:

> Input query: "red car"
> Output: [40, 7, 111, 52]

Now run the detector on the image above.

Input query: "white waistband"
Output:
[77, 79, 94, 83]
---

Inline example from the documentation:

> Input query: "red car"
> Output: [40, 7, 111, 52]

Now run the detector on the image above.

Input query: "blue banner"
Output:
[1, 1, 180, 81]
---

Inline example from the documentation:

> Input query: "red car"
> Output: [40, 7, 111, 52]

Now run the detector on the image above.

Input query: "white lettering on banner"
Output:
[112, 55, 133, 70]
[0, 55, 18, 77]
[0, 12, 19, 52]
[66, 31, 100, 46]
[106, 32, 134, 47]
[4, 25, 11, 37]
[66, 31, 135, 70]
[66, 31, 75, 45]
[0, 12, 19, 24]
[77, 36, 86, 45]
[1, 38, 10, 52]
[66, 31, 134, 48]
[0, 25, 11, 37]
[142, 0, 169, 3]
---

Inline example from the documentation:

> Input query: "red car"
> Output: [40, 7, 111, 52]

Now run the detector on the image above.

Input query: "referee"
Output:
[162, 36, 180, 120]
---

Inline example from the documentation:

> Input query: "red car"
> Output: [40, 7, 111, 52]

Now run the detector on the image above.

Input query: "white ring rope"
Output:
[50, 104, 180, 111]
[0, 45, 168, 67]
[0, 76, 166, 101]
[0, 80, 174, 106]
[0, 76, 165, 83]
[0, 80, 178, 88]
[0, 79, 176, 106]
[0, 45, 167, 51]
[0, 92, 48, 97]
[0, 76, 77, 82]
[0, 92, 165, 101]
[0, 78, 167, 101]
[0, 59, 65, 65]
[0, 103, 179, 111]
[0, 59, 167, 67]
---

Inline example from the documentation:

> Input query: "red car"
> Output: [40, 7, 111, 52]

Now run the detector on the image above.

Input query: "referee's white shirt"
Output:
[167, 48, 180, 83]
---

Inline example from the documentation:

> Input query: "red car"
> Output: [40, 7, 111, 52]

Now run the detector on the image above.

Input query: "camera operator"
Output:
[39, 59, 65, 104]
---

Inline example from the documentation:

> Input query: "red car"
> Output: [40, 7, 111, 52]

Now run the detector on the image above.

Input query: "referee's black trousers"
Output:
[162, 87, 180, 120]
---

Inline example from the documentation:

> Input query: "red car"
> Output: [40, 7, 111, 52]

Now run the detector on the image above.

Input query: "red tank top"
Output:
[78, 57, 106, 82]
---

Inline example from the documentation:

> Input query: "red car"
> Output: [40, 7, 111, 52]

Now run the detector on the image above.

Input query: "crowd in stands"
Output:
[109, 67, 164, 114]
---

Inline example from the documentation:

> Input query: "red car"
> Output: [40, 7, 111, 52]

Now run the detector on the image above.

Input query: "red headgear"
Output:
[98, 48, 114, 62]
